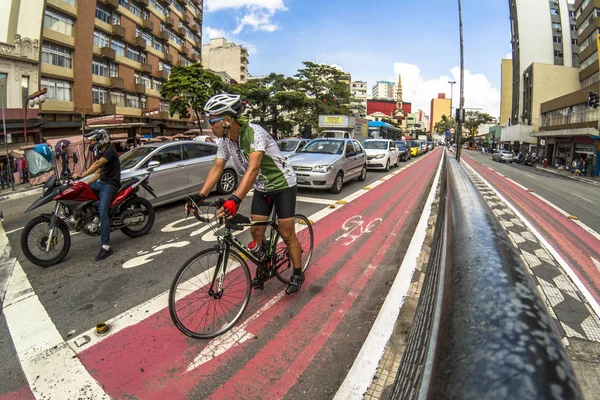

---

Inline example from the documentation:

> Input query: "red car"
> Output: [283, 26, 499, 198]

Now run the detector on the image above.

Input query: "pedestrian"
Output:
[572, 159, 577, 174]
[0, 167, 7, 190]
[582, 158, 588, 176]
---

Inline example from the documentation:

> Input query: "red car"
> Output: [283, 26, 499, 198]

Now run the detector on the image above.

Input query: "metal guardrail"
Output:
[390, 153, 582, 399]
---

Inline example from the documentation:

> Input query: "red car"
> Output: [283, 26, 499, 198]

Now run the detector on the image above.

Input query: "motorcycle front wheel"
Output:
[20, 215, 71, 267]
[119, 196, 155, 238]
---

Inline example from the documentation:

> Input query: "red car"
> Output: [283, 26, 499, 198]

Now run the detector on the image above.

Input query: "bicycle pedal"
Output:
[253, 283, 265, 290]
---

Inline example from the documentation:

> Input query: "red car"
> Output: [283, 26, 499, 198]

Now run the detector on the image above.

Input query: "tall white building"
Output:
[202, 38, 249, 84]
[351, 80, 367, 116]
[509, 0, 578, 123]
[372, 81, 396, 100]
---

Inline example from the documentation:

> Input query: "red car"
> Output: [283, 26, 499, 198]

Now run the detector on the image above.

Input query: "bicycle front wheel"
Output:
[275, 214, 314, 283]
[169, 248, 251, 339]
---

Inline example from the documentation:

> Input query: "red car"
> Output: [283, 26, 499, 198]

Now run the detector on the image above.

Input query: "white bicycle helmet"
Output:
[204, 93, 244, 116]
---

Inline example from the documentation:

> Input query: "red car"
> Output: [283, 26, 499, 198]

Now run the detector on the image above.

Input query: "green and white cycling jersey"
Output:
[216, 123, 296, 192]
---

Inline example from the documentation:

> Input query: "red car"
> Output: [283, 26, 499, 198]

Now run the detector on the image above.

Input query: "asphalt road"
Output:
[0, 150, 442, 399]
[464, 150, 600, 234]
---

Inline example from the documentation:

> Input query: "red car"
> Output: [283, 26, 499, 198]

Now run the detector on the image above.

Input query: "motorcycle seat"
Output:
[116, 178, 136, 195]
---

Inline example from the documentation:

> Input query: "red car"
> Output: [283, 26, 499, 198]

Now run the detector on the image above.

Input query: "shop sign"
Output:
[87, 115, 124, 126]
[540, 139, 546, 146]
[575, 145, 595, 155]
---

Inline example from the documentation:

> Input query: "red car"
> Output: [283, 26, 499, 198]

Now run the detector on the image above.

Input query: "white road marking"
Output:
[334, 149, 444, 400]
[122, 250, 164, 269]
[161, 217, 202, 232]
[0, 222, 109, 399]
[6, 227, 24, 234]
[593, 257, 600, 273]
[155, 241, 190, 251]
[573, 193, 594, 204]
[463, 161, 600, 318]
[67, 150, 440, 351]
[296, 196, 337, 205]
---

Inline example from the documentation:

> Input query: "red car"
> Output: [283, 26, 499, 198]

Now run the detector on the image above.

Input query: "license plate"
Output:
[297, 176, 306, 183]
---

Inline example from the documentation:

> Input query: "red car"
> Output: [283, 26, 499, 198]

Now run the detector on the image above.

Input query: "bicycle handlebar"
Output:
[185, 195, 257, 231]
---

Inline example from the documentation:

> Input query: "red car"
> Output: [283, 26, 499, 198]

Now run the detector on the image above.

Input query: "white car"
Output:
[277, 138, 309, 159]
[193, 135, 215, 143]
[362, 139, 400, 171]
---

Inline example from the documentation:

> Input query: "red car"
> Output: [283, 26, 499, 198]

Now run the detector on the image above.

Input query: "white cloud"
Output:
[392, 62, 500, 118]
[504, 52, 512, 59]
[202, 27, 258, 54]
[205, 0, 287, 34]
[205, 27, 227, 39]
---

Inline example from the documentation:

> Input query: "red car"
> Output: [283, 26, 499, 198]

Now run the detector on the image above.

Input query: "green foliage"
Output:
[433, 114, 455, 134]
[229, 73, 305, 136]
[160, 64, 227, 122]
[463, 110, 494, 136]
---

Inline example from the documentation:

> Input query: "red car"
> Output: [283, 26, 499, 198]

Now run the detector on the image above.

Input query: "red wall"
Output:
[367, 100, 396, 116]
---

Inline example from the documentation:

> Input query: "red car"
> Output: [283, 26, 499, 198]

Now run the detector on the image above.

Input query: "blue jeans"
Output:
[91, 181, 118, 247]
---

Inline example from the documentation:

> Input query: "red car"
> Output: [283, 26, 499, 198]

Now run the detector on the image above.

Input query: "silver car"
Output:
[288, 138, 367, 194]
[492, 150, 514, 163]
[277, 138, 309, 159]
[119, 140, 238, 206]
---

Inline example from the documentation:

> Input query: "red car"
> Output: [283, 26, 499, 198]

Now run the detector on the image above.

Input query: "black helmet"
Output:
[85, 128, 110, 152]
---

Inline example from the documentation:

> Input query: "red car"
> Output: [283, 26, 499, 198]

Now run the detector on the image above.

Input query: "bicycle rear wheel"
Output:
[169, 248, 251, 339]
[275, 214, 314, 283]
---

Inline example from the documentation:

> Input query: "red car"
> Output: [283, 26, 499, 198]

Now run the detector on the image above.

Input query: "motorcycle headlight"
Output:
[375, 154, 385, 159]
[312, 165, 333, 173]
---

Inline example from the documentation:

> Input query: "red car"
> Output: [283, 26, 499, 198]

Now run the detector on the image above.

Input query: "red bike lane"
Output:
[74, 149, 443, 399]
[462, 153, 600, 304]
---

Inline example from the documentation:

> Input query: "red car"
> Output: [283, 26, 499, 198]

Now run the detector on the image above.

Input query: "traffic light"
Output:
[455, 108, 466, 122]
[587, 91, 599, 109]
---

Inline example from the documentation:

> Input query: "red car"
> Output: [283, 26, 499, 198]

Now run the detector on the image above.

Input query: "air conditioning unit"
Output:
[556, 27, 562, 31]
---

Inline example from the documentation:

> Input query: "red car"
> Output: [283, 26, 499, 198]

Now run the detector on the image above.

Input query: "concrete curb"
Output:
[534, 166, 600, 188]
[0, 187, 43, 202]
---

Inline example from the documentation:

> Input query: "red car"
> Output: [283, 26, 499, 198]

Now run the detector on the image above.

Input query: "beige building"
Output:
[202, 37, 249, 84]
[499, 58, 512, 125]
[429, 93, 451, 133]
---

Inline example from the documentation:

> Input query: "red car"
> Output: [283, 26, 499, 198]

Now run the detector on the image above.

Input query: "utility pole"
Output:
[456, 0, 465, 162]
[1, 80, 14, 191]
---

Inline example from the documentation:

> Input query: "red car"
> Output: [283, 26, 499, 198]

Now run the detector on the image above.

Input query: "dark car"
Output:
[394, 140, 411, 161]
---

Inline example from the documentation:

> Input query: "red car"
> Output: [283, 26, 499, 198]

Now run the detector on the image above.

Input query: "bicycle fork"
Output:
[209, 247, 229, 298]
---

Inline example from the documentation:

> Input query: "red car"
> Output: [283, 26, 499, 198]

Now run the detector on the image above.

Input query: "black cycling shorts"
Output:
[251, 186, 297, 219]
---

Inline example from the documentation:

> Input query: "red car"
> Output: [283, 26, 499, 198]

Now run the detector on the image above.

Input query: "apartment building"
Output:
[371, 81, 396, 100]
[534, 0, 600, 177]
[37, 0, 203, 139]
[202, 38, 248, 84]
[429, 93, 451, 134]
[350, 80, 367, 116]
[509, 0, 579, 124]
[0, 0, 46, 150]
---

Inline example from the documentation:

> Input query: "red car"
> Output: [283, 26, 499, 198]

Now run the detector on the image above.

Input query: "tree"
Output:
[433, 114, 455, 135]
[160, 64, 227, 123]
[463, 110, 494, 137]
[229, 73, 306, 137]
[294, 62, 353, 127]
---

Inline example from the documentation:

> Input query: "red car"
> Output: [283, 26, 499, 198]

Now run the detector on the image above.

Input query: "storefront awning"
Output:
[531, 127, 597, 137]
[84, 122, 144, 129]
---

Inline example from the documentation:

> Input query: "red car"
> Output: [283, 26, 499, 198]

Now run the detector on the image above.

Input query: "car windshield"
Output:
[395, 141, 407, 150]
[300, 140, 343, 154]
[119, 146, 157, 169]
[407, 140, 419, 147]
[278, 140, 299, 151]
[362, 141, 388, 150]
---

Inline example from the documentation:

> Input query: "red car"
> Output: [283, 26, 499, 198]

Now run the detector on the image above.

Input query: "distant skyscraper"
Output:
[372, 81, 396, 100]
[202, 38, 249, 84]
[508, 0, 578, 123]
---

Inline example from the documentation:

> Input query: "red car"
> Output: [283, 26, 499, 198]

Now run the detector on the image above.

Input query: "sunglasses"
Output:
[208, 117, 224, 126]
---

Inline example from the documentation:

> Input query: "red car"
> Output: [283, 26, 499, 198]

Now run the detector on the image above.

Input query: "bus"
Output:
[367, 121, 402, 140]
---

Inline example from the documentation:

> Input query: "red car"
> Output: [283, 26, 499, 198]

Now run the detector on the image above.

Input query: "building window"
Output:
[573, 39, 578, 45]
[153, 78, 163, 91]
[143, 9, 149, 20]
[142, 75, 151, 88]
[92, 57, 109, 77]
[126, 46, 140, 62]
[112, 12, 121, 25]
[111, 91, 125, 106]
[552, 22, 561, 30]
[43, 9, 75, 36]
[0, 73, 7, 108]
[140, 52, 147, 63]
[141, 95, 147, 109]
[150, 0, 167, 16]
[126, 94, 140, 108]
[550, 8, 559, 16]
[142, 32, 152, 46]
[160, 100, 169, 111]
[95, 5, 111, 24]
[21, 76, 29, 106]
[93, 30, 110, 48]
[134, 71, 141, 84]
[41, 42, 73, 68]
[111, 39, 126, 56]
[553, 36, 562, 43]
[92, 86, 108, 104]
[108, 62, 118, 78]
[581, 71, 600, 88]
[571, 24, 576, 31]
[172, 0, 184, 14]
[120, 0, 142, 18]
[41, 78, 72, 101]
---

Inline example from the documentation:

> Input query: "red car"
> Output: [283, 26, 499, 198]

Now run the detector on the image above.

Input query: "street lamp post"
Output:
[1, 79, 13, 191]
[448, 80, 456, 122]
[140, 108, 160, 142]
[24, 88, 47, 147]
[456, 0, 465, 161]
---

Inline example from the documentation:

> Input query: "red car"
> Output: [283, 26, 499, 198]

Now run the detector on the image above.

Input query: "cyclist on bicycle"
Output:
[188, 93, 304, 295]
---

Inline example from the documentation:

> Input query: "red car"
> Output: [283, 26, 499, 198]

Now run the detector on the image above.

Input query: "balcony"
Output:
[134, 36, 147, 49]
[142, 63, 153, 73]
[142, 19, 154, 31]
[166, 17, 174, 27]
[101, 103, 117, 114]
[158, 110, 169, 119]
[165, 52, 173, 63]
[99, 0, 118, 9]
[135, 83, 147, 94]
[100, 46, 116, 60]
[189, 53, 197, 62]
[181, 46, 189, 55]
[112, 24, 125, 39]
[157, 70, 169, 80]
[110, 77, 124, 89]
[138, 0, 149, 6]
[159, 30, 170, 41]
[180, 13, 189, 23]
[174, 26, 184, 36]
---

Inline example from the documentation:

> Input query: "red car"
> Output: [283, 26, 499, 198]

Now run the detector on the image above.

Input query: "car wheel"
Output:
[358, 165, 367, 182]
[330, 172, 343, 194]
[217, 169, 237, 194]
[384, 159, 390, 172]
[394, 156, 399, 167]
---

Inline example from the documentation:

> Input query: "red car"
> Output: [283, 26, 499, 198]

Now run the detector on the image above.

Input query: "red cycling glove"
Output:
[222, 195, 242, 217]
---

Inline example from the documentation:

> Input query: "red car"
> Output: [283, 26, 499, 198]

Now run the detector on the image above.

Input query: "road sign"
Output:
[450, 128, 456, 134]
[445, 133, 451, 140]
[445, 129, 450, 135]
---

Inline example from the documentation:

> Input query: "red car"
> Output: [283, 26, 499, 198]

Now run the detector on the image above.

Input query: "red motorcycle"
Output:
[21, 173, 157, 267]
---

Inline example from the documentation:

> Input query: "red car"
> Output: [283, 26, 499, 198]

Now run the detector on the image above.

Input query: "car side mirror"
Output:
[147, 160, 160, 170]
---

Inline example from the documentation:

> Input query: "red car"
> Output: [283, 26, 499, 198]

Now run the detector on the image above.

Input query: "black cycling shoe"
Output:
[252, 268, 269, 290]
[285, 274, 305, 295]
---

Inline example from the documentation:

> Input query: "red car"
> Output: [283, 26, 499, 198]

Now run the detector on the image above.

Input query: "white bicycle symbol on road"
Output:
[336, 215, 383, 246]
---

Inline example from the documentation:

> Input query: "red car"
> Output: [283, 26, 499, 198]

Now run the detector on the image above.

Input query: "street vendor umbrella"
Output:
[33, 143, 53, 162]
[55, 139, 71, 155]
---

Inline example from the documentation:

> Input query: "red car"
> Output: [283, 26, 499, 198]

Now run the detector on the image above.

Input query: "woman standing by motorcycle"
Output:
[73, 129, 120, 261]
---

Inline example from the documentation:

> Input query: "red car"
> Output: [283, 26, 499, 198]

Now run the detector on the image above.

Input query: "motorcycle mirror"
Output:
[147, 161, 160, 170]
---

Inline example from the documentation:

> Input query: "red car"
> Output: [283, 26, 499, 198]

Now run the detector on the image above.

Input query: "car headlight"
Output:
[312, 165, 333, 173]
[375, 154, 385, 159]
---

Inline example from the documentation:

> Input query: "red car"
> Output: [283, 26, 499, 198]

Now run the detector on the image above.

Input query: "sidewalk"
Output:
[535, 165, 600, 188]
[0, 183, 43, 202]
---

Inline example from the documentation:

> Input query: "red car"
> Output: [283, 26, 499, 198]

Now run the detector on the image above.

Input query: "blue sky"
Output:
[203, 0, 512, 117]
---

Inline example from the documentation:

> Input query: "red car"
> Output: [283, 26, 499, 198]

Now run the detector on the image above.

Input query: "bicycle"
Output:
[168, 198, 314, 339]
